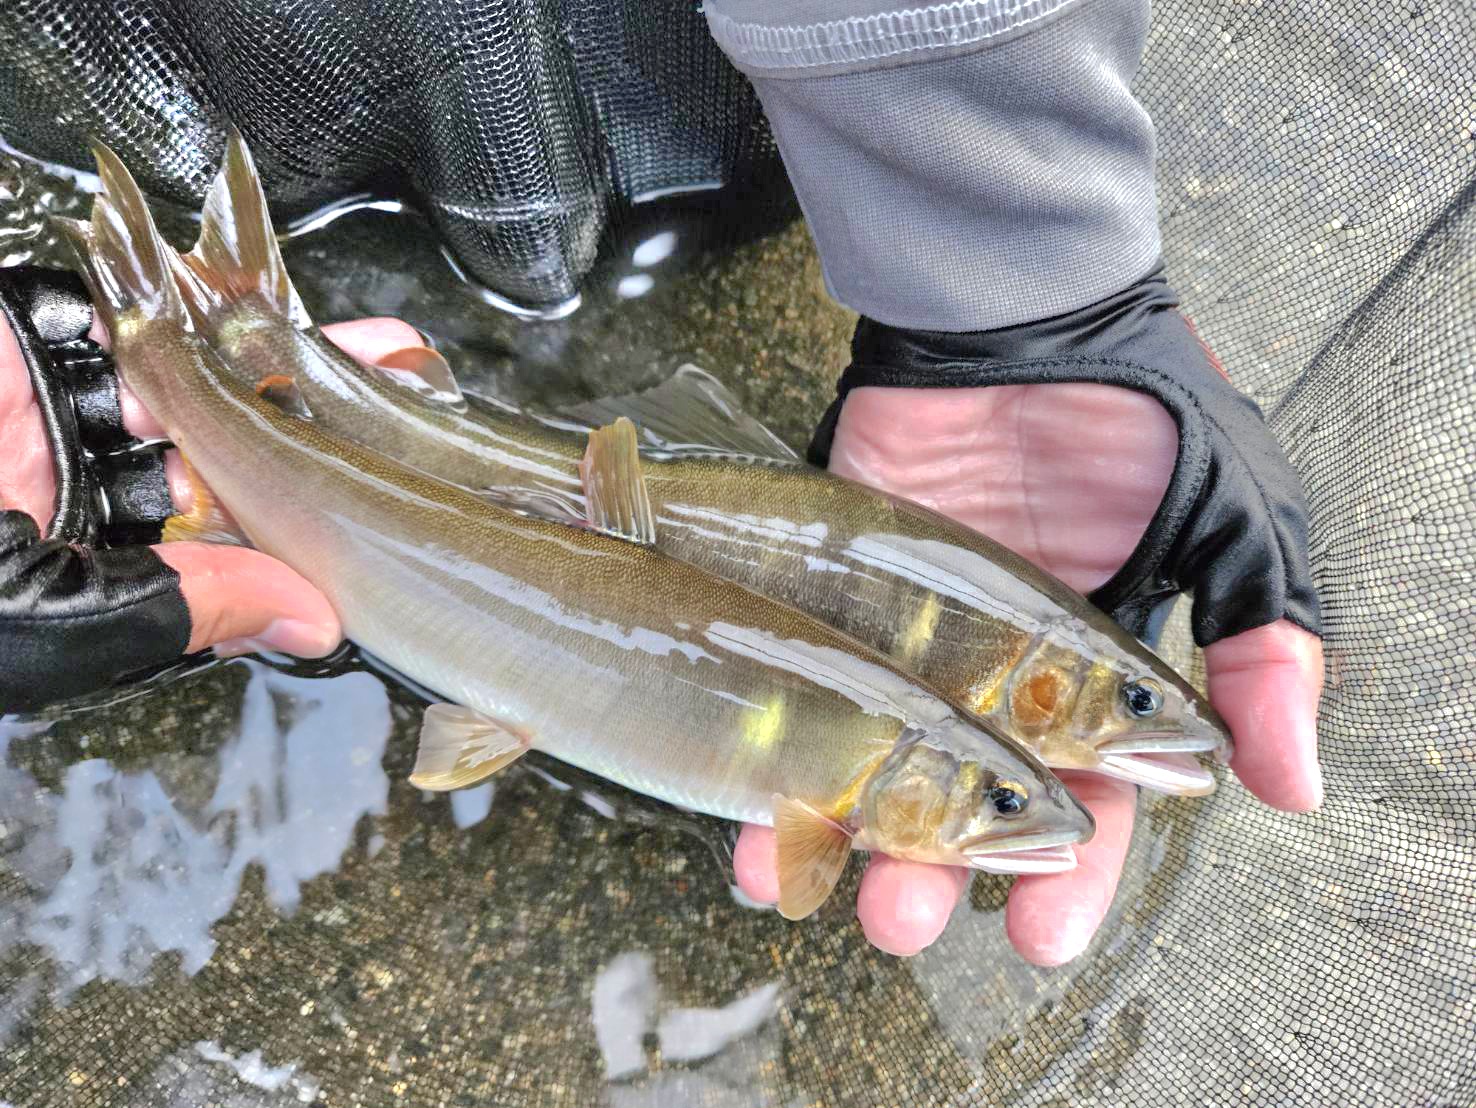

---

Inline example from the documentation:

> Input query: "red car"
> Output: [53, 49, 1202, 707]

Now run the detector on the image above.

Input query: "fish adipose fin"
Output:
[184, 125, 312, 329]
[161, 452, 250, 547]
[773, 795, 853, 920]
[255, 374, 313, 420]
[580, 417, 657, 544]
[410, 703, 532, 790]
[559, 365, 799, 462]
[64, 142, 188, 336]
[369, 345, 466, 408]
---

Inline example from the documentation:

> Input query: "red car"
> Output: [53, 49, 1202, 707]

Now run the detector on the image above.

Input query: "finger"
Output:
[319, 318, 423, 365]
[153, 542, 341, 656]
[733, 823, 780, 905]
[856, 854, 971, 956]
[1005, 772, 1136, 966]
[1206, 620, 1325, 813]
[0, 311, 54, 527]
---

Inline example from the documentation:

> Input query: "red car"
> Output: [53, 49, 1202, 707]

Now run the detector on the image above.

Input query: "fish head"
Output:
[856, 720, 1094, 875]
[998, 636, 1234, 797]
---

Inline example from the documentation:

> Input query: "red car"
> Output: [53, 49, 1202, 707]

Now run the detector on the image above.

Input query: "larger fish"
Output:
[59, 144, 1095, 922]
[166, 131, 1232, 795]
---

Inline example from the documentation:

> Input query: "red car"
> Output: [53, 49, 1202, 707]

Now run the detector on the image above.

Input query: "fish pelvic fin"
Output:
[185, 125, 312, 328]
[161, 451, 250, 547]
[773, 795, 853, 921]
[410, 704, 533, 791]
[580, 417, 657, 544]
[84, 142, 187, 334]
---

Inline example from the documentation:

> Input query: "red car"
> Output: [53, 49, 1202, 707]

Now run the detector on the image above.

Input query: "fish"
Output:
[164, 129, 1234, 796]
[56, 143, 1096, 922]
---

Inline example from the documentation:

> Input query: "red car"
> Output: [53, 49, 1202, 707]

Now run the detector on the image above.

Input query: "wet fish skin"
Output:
[176, 131, 1230, 796]
[57, 144, 1095, 919]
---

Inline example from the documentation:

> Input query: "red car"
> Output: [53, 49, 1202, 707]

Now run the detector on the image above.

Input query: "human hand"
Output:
[731, 379, 1324, 961]
[0, 264, 420, 711]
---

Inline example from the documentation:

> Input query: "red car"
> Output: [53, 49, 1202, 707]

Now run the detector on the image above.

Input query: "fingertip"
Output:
[1006, 896, 1102, 967]
[1207, 622, 1326, 814]
[319, 318, 423, 365]
[1005, 773, 1136, 967]
[733, 824, 780, 906]
[154, 542, 341, 656]
[856, 856, 969, 957]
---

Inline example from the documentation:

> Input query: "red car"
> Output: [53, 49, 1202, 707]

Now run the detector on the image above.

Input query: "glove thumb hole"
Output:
[153, 542, 341, 657]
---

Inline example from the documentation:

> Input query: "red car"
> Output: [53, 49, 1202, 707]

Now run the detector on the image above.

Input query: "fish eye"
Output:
[1123, 678, 1164, 718]
[990, 781, 1028, 817]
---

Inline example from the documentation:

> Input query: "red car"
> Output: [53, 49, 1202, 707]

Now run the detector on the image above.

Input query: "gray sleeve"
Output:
[703, 0, 1161, 331]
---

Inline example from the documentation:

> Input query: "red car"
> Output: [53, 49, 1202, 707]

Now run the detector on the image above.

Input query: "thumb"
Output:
[154, 542, 341, 656]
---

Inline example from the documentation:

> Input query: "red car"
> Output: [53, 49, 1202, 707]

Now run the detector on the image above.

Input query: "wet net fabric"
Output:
[2, 0, 1475, 1106]
[0, 0, 779, 314]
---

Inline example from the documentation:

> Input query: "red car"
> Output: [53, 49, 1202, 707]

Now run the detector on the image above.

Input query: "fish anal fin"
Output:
[161, 452, 250, 547]
[773, 795, 853, 921]
[255, 374, 312, 419]
[410, 703, 532, 791]
[372, 345, 465, 407]
[559, 364, 798, 461]
[580, 417, 657, 544]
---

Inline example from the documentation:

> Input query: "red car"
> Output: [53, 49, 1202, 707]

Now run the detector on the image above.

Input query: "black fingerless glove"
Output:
[809, 268, 1321, 648]
[0, 265, 189, 714]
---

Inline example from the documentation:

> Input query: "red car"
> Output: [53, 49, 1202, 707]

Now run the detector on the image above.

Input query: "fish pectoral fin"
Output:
[410, 704, 533, 791]
[773, 795, 853, 921]
[369, 345, 467, 408]
[479, 485, 588, 527]
[255, 374, 313, 420]
[161, 452, 251, 547]
[559, 364, 799, 462]
[580, 417, 657, 544]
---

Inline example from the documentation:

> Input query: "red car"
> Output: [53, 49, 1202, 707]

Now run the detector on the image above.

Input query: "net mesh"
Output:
[0, 0, 779, 312]
[1, 0, 1474, 1105]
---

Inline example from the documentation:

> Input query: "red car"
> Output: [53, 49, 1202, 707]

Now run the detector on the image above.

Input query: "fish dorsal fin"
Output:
[255, 374, 313, 420]
[186, 126, 312, 328]
[580, 418, 657, 544]
[161, 452, 251, 547]
[369, 345, 466, 408]
[409, 704, 532, 791]
[559, 365, 798, 462]
[773, 795, 853, 920]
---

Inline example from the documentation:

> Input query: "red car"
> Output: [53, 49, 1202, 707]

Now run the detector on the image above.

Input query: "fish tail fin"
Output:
[49, 214, 103, 305]
[166, 239, 227, 333]
[185, 125, 312, 328]
[86, 141, 187, 335]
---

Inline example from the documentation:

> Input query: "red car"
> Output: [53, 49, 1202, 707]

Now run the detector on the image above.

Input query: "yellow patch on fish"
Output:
[894, 588, 942, 669]
[742, 694, 786, 751]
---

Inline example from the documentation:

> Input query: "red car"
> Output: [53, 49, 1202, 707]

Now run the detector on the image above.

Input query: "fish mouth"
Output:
[1096, 730, 1229, 759]
[961, 829, 1083, 875]
[1094, 751, 1219, 796]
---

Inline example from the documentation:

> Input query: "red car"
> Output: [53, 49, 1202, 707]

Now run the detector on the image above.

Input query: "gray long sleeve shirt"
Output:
[702, 0, 1161, 331]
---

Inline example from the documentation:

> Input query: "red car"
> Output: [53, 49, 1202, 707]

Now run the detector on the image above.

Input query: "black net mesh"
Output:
[0, 0, 780, 313]
[1, 0, 1475, 1106]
